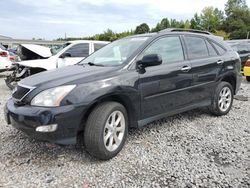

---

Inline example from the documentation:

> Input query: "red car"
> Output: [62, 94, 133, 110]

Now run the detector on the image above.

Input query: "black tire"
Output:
[84, 102, 128, 160]
[246, 76, 250, 82]
[209, 81, 233, 116]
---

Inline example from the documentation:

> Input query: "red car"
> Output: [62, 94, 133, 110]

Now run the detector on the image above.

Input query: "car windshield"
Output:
[50, 43, 71, 55]
[79, 37, 149, 66]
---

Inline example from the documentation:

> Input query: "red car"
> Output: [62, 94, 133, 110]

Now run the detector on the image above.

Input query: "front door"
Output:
[137, 35, 193, 120]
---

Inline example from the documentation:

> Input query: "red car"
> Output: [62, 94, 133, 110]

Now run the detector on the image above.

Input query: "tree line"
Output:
[57, 0, 250, 41]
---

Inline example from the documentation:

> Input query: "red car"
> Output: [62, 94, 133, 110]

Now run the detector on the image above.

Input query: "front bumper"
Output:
[243, 66, 250, 76]
[4, 99, 86, 145]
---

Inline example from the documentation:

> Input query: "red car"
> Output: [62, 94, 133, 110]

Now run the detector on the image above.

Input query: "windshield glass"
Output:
[50, 43, 71, 55]
[79, 37, 149, 66]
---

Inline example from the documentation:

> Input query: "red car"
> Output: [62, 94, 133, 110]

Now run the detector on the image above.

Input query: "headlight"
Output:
[31, 85, 76, 107]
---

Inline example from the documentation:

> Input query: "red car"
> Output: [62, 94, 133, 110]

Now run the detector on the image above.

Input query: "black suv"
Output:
[4, 29, 241, 160]
[227, 41, 250, 70]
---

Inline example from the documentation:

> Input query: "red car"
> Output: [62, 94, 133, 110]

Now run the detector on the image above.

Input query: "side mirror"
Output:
[137, 54, 162, 69]
[60, 52, 71, 58]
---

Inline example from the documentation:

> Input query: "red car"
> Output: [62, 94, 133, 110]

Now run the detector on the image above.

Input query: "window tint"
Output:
[65, 43, 89, 57]
[185, 36, 209, 59]
[94, 43, 107, 51]
[206, 40, 218, 56]
[142, 36, 184, 64]
[211, 42, 226, 55]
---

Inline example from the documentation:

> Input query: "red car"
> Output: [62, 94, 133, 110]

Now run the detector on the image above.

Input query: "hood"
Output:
[19, 65, 119, 88]
[18, 56, 57, 70]
[21, 44, 52, 58]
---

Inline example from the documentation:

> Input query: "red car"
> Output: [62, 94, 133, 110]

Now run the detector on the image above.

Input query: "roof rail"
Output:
[159, 28, 212, 35]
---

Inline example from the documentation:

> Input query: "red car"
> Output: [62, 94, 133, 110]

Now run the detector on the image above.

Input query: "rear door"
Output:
[57, 43, 90, 68]
[183, 35, 225, 103]
[138, 35, 193, 120]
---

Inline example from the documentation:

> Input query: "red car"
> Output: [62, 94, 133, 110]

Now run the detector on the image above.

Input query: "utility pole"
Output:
[247, 31, 249, 39]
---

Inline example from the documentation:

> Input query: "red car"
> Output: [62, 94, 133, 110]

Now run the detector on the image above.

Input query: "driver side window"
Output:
[142, 36, 184, 64]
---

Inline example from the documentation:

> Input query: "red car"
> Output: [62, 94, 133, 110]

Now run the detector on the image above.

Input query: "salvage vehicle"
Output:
[227, 41, 250, 70]
[243, 59, 250, 82]
[17, 44, 52, 60]
[4, 29, 241, 160]
[5, 40, 109, 89]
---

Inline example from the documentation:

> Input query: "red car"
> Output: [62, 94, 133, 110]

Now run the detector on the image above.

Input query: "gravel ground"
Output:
[0, 72, 249, 188]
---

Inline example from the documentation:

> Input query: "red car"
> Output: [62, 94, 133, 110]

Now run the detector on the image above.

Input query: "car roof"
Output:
[68, 40, 110, 44]
[126, 28, 223, 41]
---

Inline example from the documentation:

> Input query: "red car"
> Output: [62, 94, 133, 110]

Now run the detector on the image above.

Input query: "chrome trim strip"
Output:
[12, 83, 36, 102]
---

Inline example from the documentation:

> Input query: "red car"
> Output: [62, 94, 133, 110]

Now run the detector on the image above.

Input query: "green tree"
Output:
[135, 23, 150, 34]
[200, 7, 224, 32]
[223, 0, 250, 39]
[190, 7, 224, 32]
[225, 0, 248, 16]
[160, 18, 170, 29]
[190, 13, 202, 30]
[151, 17, 170, 32]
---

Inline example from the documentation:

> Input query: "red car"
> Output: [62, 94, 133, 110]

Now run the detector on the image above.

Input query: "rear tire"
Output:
[209, 82, 233, 116]
[84, 102, 128, 160]
[246, 76, 250, 82]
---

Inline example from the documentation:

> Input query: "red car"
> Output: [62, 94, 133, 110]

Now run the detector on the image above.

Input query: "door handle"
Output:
[217, 60, 224, 65]
[181, 66, 191, 72]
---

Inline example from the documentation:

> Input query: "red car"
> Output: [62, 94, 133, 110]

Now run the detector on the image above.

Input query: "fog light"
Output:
[36, 124, 58, 132]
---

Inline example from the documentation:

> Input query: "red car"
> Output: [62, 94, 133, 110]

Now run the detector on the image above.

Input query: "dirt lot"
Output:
[0, 73, 249, 188]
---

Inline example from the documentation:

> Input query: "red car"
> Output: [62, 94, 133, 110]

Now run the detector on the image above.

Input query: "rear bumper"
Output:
[243, 66, 250, 76]
[4, 99, 86, 145]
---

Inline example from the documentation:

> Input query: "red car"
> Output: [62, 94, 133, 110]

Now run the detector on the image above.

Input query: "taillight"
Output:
[245, 59, 250, 67]
[9, 56, 16, 61]
[0, 51, 8, 57]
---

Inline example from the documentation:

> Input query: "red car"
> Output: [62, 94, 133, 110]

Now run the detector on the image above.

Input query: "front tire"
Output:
[246, 76, 250, 82]
[209, 82, 233, 116]
[84, 102, 128, 160]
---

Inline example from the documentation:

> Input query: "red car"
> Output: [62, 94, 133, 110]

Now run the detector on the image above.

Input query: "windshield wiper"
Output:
[87, 62, 104, 67]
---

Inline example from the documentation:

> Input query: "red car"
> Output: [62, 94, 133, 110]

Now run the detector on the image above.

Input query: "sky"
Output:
[0, 0, 250, 40]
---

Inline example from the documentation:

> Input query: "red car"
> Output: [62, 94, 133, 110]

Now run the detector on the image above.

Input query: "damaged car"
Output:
[4, 29, 241, 160]
[17, 44, 52, 60]
[5, 40, 109, 89]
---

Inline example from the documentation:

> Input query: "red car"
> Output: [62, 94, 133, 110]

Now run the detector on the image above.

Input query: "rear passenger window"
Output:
[206, 41, 218, 56]
[185, 36, 209, 59]
[94, 43, 106, 51]
[211, 42, 226, 55]
[65, 43, 89, 57]
[142, 36, 184, 64]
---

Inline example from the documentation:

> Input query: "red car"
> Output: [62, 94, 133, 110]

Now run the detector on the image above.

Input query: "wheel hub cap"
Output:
[218, 86, 232, 112]
[103, 110, 125, 152]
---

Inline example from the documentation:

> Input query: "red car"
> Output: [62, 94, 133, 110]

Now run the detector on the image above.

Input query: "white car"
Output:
[5, 40, 109, 89]
[0, 50, 19, 72]
[17, 40, 109, 71]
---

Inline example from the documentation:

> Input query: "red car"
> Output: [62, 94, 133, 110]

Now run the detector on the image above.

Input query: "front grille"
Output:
[12, 85, 31, 100]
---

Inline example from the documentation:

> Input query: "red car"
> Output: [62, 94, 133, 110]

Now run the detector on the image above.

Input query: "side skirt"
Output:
[137, 100, 211, 128]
